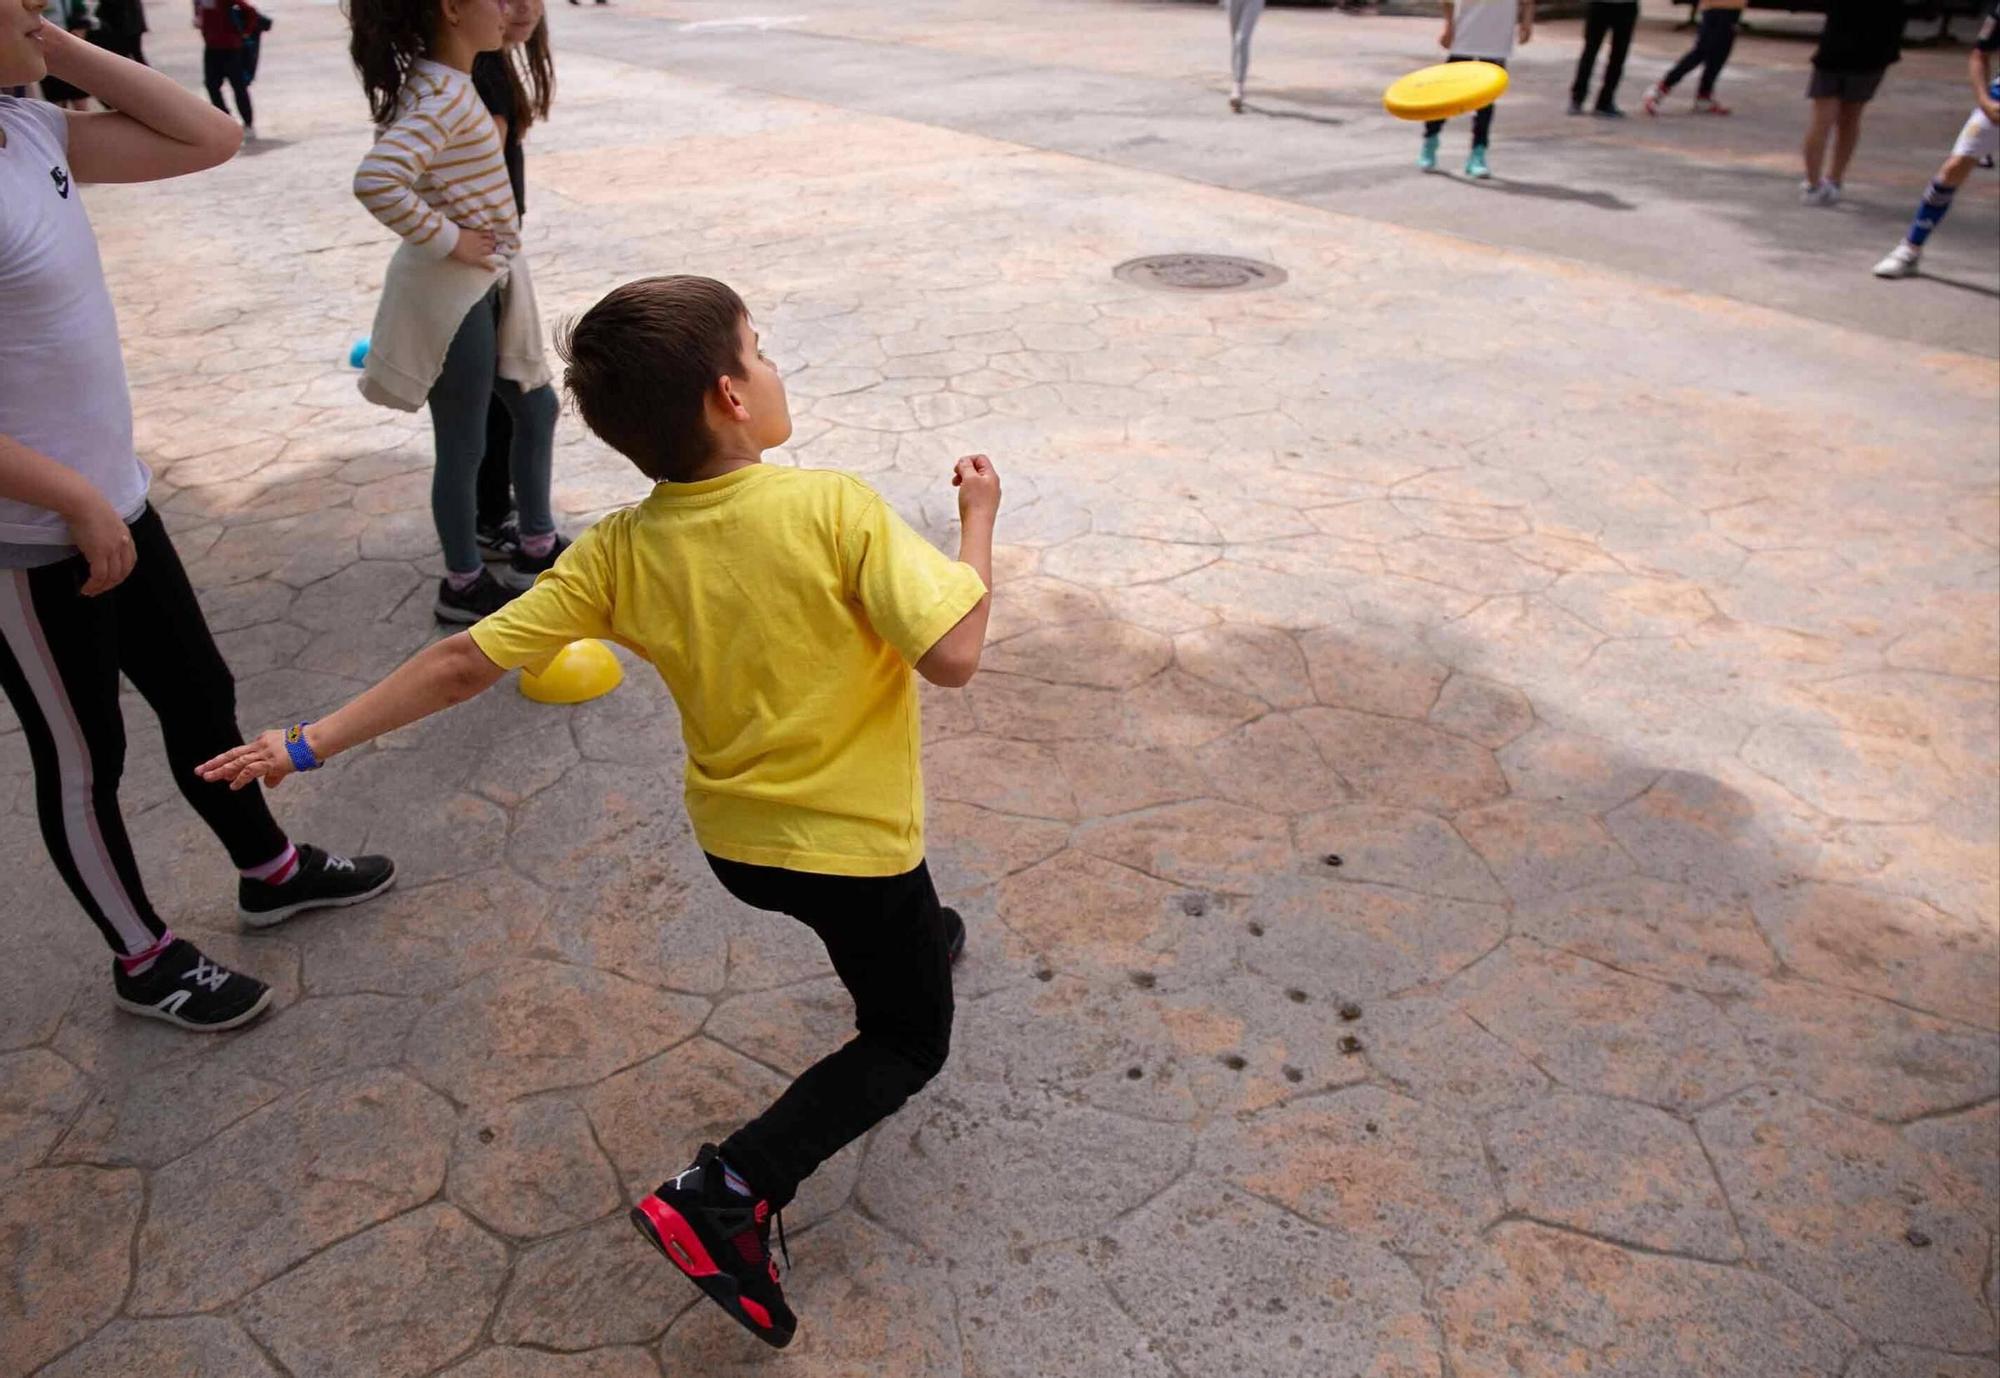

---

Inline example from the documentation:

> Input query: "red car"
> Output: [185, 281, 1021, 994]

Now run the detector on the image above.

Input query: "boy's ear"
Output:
[716, 373, 750, 422]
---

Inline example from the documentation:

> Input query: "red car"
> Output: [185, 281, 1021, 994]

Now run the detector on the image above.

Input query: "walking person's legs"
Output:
[1596, 1, 1636, 110]
[1225, 0, 1265, 108]
[1697, 9, 1739, 98]
[1829, 98, 1868, 186]
[1803, 94, 1840, 189]
[225, 49, 253, 130]
[1571, 1, 1610, 108]
[201, 45, 230, 115]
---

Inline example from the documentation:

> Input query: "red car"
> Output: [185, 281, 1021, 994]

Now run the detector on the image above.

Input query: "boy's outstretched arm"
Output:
[916, 455, 1000, 689]
[35, 23, 242, 183]
[197, 634, 506, 790]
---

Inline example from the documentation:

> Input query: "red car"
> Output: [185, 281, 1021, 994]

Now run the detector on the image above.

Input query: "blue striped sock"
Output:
[1908, 178, 1956, 248]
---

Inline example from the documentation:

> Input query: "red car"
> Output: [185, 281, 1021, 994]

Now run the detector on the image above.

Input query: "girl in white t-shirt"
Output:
[0, 15, 394, 1039]
[1420, 0, 1532, 180]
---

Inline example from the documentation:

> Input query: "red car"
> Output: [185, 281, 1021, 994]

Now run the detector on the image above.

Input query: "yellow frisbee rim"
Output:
[1383, 60, 1510, 122]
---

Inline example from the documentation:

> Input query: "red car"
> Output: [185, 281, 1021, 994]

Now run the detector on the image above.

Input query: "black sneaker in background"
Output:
[239, 843, 397, 929]
[477, 514, 521, 563]
[435, 568, 520, 624]
[632, 1143, 797, 1349]
[500, 532, 572, 591]
[943, 906, 966, 967]
[112, 939, 272, 1031]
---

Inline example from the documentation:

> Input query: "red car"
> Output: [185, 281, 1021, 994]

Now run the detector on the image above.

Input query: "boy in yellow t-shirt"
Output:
[198, 275, 1000, 1350]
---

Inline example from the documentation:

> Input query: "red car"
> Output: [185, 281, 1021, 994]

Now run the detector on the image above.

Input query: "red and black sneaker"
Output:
[631, 1144, 797, 1348]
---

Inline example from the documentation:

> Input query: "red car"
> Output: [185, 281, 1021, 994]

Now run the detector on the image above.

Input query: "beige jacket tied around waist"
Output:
[358, 247, 551, 413]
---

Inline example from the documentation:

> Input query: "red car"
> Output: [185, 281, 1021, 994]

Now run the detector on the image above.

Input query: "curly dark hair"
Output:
[345, 0, 444, 126]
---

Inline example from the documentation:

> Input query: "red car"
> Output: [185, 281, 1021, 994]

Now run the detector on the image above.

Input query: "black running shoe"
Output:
[500, 532, 571, 591]
[943, 906, 966, 967]
[631, 1144, 797, 1348]
[112, 939, 273, 1031]
[477, 514, 521, 563]
[435, 568, 519, 624]
[239, 843, 396, 929]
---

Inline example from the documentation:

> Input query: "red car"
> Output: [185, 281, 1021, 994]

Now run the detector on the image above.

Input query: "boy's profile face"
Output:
[2, 0, 51, 87]
[732, 315, 793, 453]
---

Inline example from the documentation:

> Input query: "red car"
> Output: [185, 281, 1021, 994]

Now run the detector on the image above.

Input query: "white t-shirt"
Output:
[0, 96, 149, 552]
[1450, 0, 1520, 60]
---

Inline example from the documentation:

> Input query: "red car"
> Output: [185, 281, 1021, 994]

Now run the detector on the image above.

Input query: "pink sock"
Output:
[119, 929, 175, 975]
[520, 531, 555, 559]
[243, 843, 299, 886]
[446, 568, 484, 592]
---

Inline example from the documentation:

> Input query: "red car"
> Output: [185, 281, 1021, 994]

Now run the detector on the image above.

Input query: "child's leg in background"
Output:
[427, 289, 503, 578]
[224, 51, 253, 127]
[494, 377, 559, 545]
[111, 508, 291, 871]
[1226, 0, 1265, 93]
[1660, 28, 1705, 93]
[201, 46, 231, 116]
[476, 398, 515, 534]
[0, 558, 174, 958]
[1472, 58, 1506, 147]
[1597, 2, 1637, 106]
[1697, 9, 1739, 98]
[705, 857, 955, 1209]
[1571, 2, 1610, 107]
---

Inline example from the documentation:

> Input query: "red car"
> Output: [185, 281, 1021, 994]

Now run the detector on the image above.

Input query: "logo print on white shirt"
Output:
[50, 166, 69, 199]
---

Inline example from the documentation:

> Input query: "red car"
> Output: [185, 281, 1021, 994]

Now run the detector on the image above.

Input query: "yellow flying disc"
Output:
[518, 638, 624, 705]
[1383, 61, 1510, 121]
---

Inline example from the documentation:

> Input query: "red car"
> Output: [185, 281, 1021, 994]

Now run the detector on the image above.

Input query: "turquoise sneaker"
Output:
[1417, 134, 1439, 171]
[1465, 146, 1490, 180]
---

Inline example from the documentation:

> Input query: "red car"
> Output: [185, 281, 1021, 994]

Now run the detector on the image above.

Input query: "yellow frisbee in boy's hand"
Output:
[1383, 61, 1510, 121]
[519, 638, 623, 705]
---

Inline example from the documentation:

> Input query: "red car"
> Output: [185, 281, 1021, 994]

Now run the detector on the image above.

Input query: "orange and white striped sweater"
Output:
[350, 59, 548, 411]
[352, 59, 519, 262]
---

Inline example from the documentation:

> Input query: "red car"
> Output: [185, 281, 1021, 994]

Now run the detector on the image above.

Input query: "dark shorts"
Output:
[1808, 67, 1885, 103]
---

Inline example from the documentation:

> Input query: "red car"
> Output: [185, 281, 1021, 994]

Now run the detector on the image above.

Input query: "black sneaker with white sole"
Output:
[500, 532, 571, 590]
[113, 939, 273, 1031]
[477, 514, 521, 563]
[435, 567, 520, 624]
[239, 843, 397, 929]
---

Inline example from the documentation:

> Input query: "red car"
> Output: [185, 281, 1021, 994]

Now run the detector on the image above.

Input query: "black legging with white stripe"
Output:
[0, 506, 288, 956]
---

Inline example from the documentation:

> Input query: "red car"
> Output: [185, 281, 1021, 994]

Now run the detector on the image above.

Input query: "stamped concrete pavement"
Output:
[2, 1, 1996, 1376]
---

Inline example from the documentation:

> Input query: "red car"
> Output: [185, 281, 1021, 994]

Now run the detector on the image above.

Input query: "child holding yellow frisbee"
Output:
[1421, 0, 1532, 179]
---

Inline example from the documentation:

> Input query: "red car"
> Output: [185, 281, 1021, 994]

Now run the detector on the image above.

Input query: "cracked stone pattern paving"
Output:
[2, 1, 1996, 1374]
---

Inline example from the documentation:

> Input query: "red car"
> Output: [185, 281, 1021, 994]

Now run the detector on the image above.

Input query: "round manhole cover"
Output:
[1113, 253, 1287, 293]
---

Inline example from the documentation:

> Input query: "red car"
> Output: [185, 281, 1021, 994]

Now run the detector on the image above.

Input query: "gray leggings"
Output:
[428, 285, 558, 575]
[1226, 0, 1265, 88]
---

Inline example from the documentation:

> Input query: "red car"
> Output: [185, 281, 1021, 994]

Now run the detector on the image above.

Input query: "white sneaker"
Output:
[243, 125, 258, 142]
[1872, 243, 1920, 278]
[1800, 179, 1839, 207]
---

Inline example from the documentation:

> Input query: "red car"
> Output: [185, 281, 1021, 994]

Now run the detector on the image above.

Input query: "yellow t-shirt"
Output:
[469, 466, 988, 877]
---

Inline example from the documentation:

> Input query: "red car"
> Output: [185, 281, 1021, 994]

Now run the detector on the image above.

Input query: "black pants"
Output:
[0, 507, 288, 957]
[202, 46, 252, 125]
[1425, 56, 1506, 147]
[1571, 1, 1637, 108]
[706, 855, 955, 1209]
[476, 395, 515, 531]
[1663, 8, 1738, 98]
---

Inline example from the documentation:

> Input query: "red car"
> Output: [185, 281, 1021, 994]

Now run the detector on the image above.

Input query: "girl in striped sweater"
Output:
[348, 0, 565, 622]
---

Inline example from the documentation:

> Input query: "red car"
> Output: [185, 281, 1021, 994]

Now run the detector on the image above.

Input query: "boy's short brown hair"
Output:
[557, 276, 747, 483]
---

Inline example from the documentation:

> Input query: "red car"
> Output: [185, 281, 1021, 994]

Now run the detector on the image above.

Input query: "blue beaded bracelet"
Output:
[283, 721, 323, 773]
